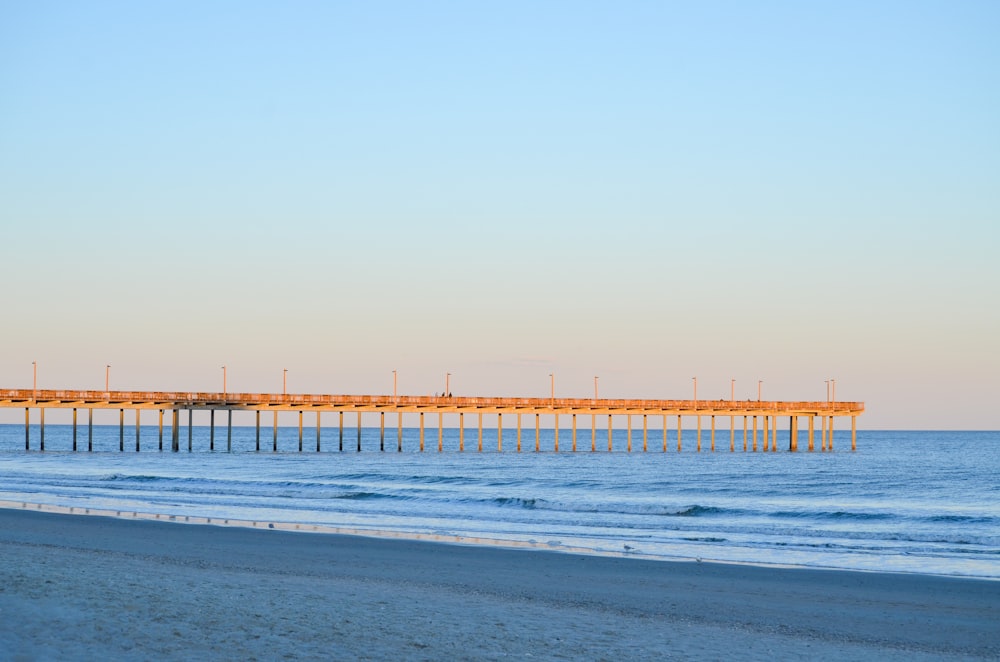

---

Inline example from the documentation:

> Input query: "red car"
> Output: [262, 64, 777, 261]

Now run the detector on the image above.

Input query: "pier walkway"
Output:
[1, 389, 863, 453]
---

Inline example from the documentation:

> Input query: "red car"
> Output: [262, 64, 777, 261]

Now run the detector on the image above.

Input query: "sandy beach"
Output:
[0, 507, 996, 661]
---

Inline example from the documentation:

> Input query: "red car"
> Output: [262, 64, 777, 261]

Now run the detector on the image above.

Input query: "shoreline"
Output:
[2, 506, 998, 659]
[2, 498, 996, 581]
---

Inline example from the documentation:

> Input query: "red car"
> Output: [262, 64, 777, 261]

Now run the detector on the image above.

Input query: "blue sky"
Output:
[1, 1, 998, 428]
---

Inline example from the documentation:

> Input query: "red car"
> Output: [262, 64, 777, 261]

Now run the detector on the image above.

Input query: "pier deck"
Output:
[1, 389, 863, 453]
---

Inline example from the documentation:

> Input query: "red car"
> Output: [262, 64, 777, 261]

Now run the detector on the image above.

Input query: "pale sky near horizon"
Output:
[1, 1, 998, 429]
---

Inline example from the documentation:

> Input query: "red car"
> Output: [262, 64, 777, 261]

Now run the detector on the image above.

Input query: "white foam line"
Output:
[0, 499, 623, 558]
[5, 499, 990, 579]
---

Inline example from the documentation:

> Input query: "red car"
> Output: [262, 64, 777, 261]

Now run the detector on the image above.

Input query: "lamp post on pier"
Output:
[105, 365, 110, 392]
[32, 361, 37, 399]
[594, 376, 599, 400]
[549, 374, 554, 404]
[393, 370, 397, 399]
[446, 373, 450, 397]
[222, 366, 227, 396]
[731, 378, 735, 402]
[758, 380, 763, 402]
[283, 369, 287, 395]
[692, 377, 697, 402]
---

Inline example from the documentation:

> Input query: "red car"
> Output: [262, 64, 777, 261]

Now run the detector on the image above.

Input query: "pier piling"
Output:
[0, 389, 863, 456]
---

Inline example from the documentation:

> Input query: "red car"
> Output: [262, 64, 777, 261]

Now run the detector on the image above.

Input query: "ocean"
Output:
[1, 424, 997, 579]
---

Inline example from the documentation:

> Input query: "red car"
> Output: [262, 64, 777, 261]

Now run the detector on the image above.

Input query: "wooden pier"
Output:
[1, 389, 863, 453]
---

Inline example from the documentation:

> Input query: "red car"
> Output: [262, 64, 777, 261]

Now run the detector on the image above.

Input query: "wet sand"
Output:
[1, 507, 997, 660]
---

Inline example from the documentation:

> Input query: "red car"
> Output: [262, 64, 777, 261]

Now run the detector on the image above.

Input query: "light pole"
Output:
[731, 378, 735, 401]
[105, 365, 110, 392]
[825, 380, 830, 402]
[549, 374, 554, 403]
[283, 369, 287, 395]
[758, 380, 762, 402]
[32, 361, 37, 397]
[222, 365, 227, 395]
[393, 370, 397, 399]
[831, 379, 836, 403]
[446, 372, 450, 397]
[692, 376, 697, 402]
[594, 376, 599, 400]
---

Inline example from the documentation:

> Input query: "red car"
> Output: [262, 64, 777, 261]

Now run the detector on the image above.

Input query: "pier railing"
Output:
[0, 389, 862, 415]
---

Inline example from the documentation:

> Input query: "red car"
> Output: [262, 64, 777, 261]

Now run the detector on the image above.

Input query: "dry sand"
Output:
[1, 507, 997, 661]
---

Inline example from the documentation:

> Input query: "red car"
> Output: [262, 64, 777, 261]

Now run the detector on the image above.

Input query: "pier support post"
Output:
[459, 413, 464, 452]
[210, 409, 215, 451]
[696, 415, 701, 453]
[762, 415, 768, 453]
[711, 415, 715, 452]
[808, 416, 815, 452]
[135, 409, 141, 452]
[498, 414, 503, 452]
[828, 416, 834, 451]
[379, 412, 384, 451]
[554, 414, 559, 453]
[753, 416, 758, 451]
[743, 416, 747, 452]
[273, 411, 278, 452]
[299, 411, 304, 452]
[339, 411, 344, 452]
[851, 415, 857, 451]
[229, 410, 234, 453]
[256, 411, 261, 452]
[518, 413, 522, 452]
[159, 409, 164, 451]
[40, 408, 45, 451]
[663, 414, 668, 453]
[592, 414, 596, 452]
[171, 409, 178, 452]
[771, 416, 777, 452]
[677, 415, 682, 452]
[73, 408, 78, 451]
[730, 416, 734, 452]
[399, 413, 404, 453]
[821, 415, 827, 451]
[572, 414, 577, 452]
[316, 411, 322, 452]
[478, 413, 483, 452]
[535, 414, 540, 452]
[439, 413, 443, 452]
[25, 407, 29, 450]
[642, 414, 647, 452]
[626, 415, 631, 452]
[188, 410, 193, 452]
[420, 412, 425, 451]
[119, 408, 124, 452]
[608, 415, 612, 452]
[790, 416, 797, 452]
[357, 412, 362, 452]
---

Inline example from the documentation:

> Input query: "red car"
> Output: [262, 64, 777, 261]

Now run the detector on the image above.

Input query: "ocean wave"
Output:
[925, 514, 996, 524]
[681, 536, 727, 543]
[330, 491, 392, 501]
[488, 497, 728, 518]
[98, 474, 164, 482]
[773, 510, 895, 521]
